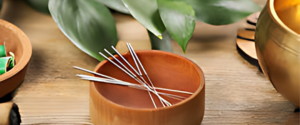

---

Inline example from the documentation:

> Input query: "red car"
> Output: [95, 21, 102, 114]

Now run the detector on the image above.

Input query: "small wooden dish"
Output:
[90, 50, 205, 125]
[236, 12, 262, 71]
[0, 19, 32, 102]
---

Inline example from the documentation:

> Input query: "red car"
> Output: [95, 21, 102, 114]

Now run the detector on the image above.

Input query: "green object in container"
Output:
[0, 45, 6, 57]
[0, 57, 11, 75]
[8, 52, 15, 69]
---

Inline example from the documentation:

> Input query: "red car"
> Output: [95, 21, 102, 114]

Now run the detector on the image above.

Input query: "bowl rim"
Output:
[268, 0, 300, 37]
[0, 19, 32, 81]
[91, 50, 205, 111]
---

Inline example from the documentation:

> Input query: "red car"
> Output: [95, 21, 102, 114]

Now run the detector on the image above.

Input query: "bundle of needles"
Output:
[74, 43, 193, 108]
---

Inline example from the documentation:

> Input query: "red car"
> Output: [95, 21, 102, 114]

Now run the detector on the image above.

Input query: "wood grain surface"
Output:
[0, 0, 298, 124]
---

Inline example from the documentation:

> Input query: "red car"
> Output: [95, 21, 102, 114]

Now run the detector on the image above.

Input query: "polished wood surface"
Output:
[237, 29, 257, 59]
[0, 0, 298, 124]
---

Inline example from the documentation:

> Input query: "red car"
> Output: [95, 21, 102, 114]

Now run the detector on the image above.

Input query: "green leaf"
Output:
[97, 0, 129, 14]
[122, 0, 165, 38]
[0, 57, 11, 74]
[158, 0, 195, 52]
[148, 30, 172, 52]
[171, 0, 261, 25]
[0, 45, 6, 57]
[25, 0, 50, 15]
[49, 0, 118, 61]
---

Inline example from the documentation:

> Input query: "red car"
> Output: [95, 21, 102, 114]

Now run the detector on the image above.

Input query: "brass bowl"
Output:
[255, 0, 300, 107]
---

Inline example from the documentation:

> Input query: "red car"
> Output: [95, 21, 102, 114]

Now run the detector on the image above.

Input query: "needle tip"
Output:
[99, 52, 104, 56]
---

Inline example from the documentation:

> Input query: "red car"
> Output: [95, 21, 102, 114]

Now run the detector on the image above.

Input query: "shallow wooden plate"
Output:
[236, 12, 261, 71]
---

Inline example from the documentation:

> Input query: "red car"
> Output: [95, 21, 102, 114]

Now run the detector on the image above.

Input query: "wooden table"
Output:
[1, 0, 299, 124]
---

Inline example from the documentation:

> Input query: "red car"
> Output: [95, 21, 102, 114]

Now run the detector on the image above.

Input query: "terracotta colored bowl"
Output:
[255, 0, 300, 107]
[90, 50, 205, 125]
[0, 19, 32, 101]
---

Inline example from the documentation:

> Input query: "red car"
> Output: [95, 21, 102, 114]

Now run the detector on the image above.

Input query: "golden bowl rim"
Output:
[268, 0, 300, 37]
[91, 50, 205, 111]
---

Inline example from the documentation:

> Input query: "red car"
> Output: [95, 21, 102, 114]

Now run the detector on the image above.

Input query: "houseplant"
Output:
[20, 0, 261, 61]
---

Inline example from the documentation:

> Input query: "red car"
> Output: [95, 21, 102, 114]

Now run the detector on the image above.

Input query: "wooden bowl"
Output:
[90, 50, 205, 125]
[0, 19, 32, 101]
